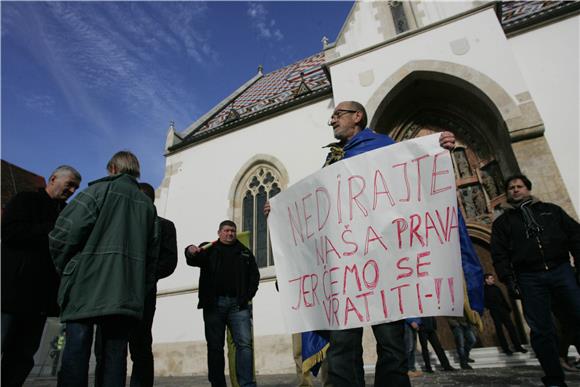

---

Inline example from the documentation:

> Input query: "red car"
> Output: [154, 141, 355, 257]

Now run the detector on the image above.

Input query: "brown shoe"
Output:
[408, 370, 423, 377]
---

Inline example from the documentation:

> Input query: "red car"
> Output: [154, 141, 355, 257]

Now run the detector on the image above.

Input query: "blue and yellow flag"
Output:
[458, 212, 484, 314]
[301, 331, 329, 377]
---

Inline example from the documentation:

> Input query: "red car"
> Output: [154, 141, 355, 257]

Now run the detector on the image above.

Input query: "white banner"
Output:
[268, 134, 463, 333]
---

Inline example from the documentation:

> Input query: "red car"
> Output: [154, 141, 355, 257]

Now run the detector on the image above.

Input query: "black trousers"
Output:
[418, 329, 451, 370]
[128, 290, 157, 387]
[490, 309, 521, 352]
[1, 313, 47, 387]
[327, 321, 410, 387]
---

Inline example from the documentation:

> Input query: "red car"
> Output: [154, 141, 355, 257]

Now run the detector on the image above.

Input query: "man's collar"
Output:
[41, 187, 65, 202]
[216, 239, 240, 247]
[323, 141, 343, 149]
[501, 195, 540, 210]
[343, 128, 373, 150]
[507, 196, 532, 206]
[88, 173, 138, 186]
[323, 127, 368, 150]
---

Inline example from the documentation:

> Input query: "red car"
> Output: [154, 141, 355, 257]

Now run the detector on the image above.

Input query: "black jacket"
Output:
[1, 189, 66, 315]
[156, 217, 178, 282]
[484, 284, 511, 315]
[491, 199, 580, 281]
[185, 240, 260, 309]
[143, 216, 177, 305]
[419, 316, 438, 332]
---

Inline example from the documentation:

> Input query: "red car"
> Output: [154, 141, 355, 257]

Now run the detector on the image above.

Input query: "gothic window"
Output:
[238, 164, 282, 268]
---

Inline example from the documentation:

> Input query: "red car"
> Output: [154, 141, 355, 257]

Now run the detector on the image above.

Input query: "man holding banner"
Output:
[323, 101, 457, 387]
[267, 100, 483, 387]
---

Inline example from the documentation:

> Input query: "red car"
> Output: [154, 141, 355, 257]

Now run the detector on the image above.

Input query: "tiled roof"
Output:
[179, 52, 330, 144]
[1, 159, 46, 210]
[500, 1, 580, 32]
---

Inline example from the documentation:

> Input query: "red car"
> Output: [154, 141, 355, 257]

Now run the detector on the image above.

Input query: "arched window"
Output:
[235, 163, 284, 268]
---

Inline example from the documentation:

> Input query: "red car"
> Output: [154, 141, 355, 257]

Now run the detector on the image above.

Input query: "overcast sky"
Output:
[2, 1, 353, 189]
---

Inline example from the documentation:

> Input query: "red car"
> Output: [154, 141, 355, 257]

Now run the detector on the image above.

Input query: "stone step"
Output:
[444, 346, 539, 369]
[365, 346, 580, 371]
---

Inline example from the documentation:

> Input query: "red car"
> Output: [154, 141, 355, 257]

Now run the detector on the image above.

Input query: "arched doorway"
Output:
[371, 71, 526, 349]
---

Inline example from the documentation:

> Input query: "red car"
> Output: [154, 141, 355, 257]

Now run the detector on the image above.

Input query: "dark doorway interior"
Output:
[371, 71, 525, 349]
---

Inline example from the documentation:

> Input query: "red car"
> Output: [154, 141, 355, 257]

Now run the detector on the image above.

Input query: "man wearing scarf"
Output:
[491, 174, 580, 387]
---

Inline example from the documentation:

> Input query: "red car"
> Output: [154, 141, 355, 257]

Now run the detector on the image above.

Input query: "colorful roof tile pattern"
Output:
[183, 52, 329, 141]
[500, 1, 579, 31]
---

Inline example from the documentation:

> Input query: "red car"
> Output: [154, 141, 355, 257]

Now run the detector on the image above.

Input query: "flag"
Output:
[458, 212, 485, 314]
[301, 331, 329, 377]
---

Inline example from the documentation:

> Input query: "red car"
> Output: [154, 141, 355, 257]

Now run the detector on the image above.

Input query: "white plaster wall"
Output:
[153, 281, 282, 343]
[508, 15, 580, 213]
[334, 1, 386, 58]
[153, 99, 337, 344]
[154, 293, 203, 342]
[334, 1, 488, 60]
[414, 0, 486, 27]
[329, 8, 528, 111]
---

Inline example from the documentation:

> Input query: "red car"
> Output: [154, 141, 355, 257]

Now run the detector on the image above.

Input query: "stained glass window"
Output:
[238, 165, 282, 268]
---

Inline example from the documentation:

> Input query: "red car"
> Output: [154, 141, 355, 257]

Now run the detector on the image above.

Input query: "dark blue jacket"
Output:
[341, 128, 395, 159]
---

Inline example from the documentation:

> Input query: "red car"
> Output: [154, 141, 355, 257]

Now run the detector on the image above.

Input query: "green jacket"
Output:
[49, 174, 158, 322]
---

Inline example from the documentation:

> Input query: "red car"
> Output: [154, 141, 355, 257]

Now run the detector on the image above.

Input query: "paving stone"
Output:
[24, 365, 580, 386]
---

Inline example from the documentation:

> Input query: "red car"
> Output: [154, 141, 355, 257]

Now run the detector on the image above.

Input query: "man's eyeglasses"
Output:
[328, 109, 357, 125]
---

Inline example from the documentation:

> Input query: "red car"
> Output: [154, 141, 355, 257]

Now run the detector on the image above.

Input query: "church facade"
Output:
[153, 1, 579, 376]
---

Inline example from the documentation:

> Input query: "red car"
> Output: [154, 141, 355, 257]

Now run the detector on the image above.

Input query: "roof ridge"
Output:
[261, 51, 324, 77]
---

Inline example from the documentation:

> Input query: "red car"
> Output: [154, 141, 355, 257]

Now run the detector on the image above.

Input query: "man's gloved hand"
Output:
[505, 276, 522, 299]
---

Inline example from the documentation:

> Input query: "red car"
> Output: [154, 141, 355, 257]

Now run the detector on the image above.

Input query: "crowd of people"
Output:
[1, 152, 178, 387]
[1, 101, 579, 387]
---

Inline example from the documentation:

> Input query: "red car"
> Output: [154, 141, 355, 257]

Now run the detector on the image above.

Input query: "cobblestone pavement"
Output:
[24, 366, 580, 387]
